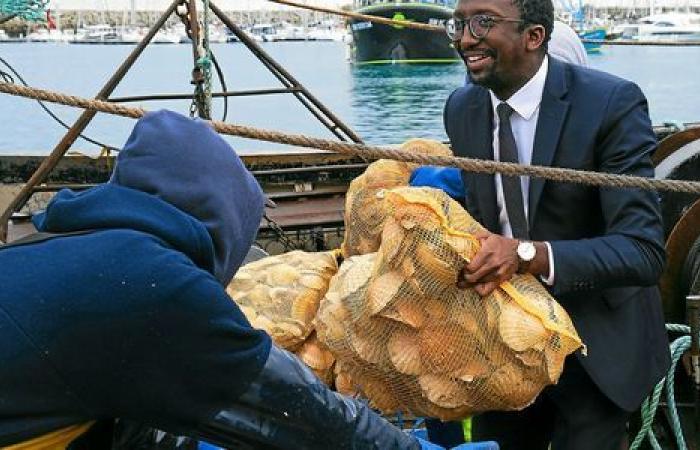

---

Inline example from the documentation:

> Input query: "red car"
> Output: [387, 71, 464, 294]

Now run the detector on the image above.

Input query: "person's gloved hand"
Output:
[416, 436, 446, 450]
[404, 430, 445, 450]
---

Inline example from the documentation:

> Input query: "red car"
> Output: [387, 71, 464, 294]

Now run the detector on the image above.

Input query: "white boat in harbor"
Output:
[26, 28, 71, 43]
[247, 23, 278, 42]
[307, 19, 349, 42]
[612, 13, 700, 41]
[71, 24, 129, 44]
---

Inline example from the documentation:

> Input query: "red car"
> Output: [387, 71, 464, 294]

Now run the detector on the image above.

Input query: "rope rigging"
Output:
[0, 56, 119, 153]
[630, 323, 698, 450]
[3, 80, 700, 195]
[176, 0, 228, 122]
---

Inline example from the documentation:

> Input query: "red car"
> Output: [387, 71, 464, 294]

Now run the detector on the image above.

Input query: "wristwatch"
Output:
[516, 241, 536, 274]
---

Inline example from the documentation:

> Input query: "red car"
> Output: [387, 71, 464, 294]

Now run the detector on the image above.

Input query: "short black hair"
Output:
[512, 0, 554, 48]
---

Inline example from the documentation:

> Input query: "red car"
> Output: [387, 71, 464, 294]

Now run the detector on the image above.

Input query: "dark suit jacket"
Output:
[444, 57, 671, 412]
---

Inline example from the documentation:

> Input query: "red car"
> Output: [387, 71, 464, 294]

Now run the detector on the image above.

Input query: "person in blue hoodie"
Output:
[0, 110, 441, 450]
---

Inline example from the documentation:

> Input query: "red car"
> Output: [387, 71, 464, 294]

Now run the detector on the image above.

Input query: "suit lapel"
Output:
[468, 91, 500, 232]
[529, 58, 570, 229]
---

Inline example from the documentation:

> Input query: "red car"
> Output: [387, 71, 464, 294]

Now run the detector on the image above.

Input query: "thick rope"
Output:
[268, 0, 444, 32]
[630, 324, 695, 450]
[4, 81, 700, 195]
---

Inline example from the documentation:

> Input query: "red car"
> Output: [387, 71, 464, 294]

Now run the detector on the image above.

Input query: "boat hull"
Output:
[579, 28, 606, 54]
[350, 3, 459, 65]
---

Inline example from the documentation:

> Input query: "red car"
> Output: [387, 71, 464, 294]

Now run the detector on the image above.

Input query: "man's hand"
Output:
[457, 230, 519, 296]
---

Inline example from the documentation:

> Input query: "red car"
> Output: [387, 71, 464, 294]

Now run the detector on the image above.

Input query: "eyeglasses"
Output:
[445, 14, 524, 40]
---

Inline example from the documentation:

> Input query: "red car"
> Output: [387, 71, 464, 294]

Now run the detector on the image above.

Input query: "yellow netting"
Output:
[341, 139, 452, 258]
[317, 186, 583, 420]
[227, 250, 340, 351]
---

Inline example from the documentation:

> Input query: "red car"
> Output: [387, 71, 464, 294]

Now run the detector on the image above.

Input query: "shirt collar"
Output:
[490, 55, 549, 121]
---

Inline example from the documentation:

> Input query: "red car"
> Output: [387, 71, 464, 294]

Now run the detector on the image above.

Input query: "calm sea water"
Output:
[0, 41, 699, 155]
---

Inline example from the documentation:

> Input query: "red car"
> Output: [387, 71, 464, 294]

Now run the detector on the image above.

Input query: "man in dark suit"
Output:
[442, 0, 671, 448]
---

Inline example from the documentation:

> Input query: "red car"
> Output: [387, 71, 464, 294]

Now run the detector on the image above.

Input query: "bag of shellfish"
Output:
[226, 250, 340, 351]
[317, 187, 584, 420]
[341, 139, 453, 259]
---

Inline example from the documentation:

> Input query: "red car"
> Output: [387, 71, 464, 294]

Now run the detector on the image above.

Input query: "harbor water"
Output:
[0, 40, 699, 155]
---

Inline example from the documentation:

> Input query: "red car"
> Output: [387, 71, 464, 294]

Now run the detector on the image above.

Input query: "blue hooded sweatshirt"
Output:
[0, 110, 271, 446]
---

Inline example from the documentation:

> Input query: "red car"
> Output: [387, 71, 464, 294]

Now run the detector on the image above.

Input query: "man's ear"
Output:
[525, 24, 547, 52]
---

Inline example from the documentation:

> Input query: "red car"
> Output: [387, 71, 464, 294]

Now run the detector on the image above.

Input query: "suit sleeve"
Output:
[549, 81, 666, 295]
[444, 88, 481, 215]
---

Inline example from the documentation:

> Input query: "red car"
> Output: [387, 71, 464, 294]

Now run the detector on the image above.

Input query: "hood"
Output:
[105, 110, 264, 285]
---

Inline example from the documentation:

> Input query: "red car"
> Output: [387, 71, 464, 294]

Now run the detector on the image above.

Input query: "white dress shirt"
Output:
[488, 56, 555, 284]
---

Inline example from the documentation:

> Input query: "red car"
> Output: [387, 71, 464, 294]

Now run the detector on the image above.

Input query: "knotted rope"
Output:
[3, 81, 700, 195]
[630, 323, 697, 450]
[0, 0, 47, 21]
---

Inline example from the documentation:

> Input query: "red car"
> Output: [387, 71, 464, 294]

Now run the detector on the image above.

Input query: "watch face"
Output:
[518, 242, 536, 261]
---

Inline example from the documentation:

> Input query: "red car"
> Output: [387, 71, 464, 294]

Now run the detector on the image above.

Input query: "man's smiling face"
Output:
[453, 0, 547, 99]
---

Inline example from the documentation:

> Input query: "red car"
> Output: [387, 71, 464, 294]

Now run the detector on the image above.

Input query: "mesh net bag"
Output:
[227, 250, 340, 351]
[317, 187, 584, 420]
[341, 139, 453, 258]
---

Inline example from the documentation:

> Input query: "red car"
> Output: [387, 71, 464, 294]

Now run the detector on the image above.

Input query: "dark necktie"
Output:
[496, 102, 529, 240]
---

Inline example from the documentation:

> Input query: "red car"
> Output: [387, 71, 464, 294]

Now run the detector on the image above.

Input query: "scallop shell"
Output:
[250, 314, 275, 333]
[290, 289, 321, 324]
[228, 270, 258, 291]
[400, 138, 453, 157]
[363, 199, 388, 223]
[387, 330, 423, 375]
[420, 296, 449, 321]
[269, 287, 297, 306]
[544, 344, 566, 383]
[444, 234, 476, 260]
[381, 218, 406, 265]
[454, 309, 481, 338]
[420, 402, 473, 422]
[237, 304, 258, 322]
[244, 284, 271, 308]
[266, 264, 299, 286]
[360, 375, 400, 413]
[297, 333, 335, 371]
[392, 300, 426, 329]
[318, 300, 350, 342]
[357, 236, 380, 255]
[366, 271, 405, 316]
[516, 349, 544, 368]
[418, 374, 471, 409]
[498, 297, 549, 352]
[394, 204, 438, 230]
[452, 350, 491, 382]
[349, 327, 386, 365]
[400, 257, 417, 278]
[268, 321, 307, 350]
[419, 324, 466, 373]
[415, 242, 458, 285]
[483, 361, 541, 410]
[335, 367, 360, 396]
[298, 273, 328, 291]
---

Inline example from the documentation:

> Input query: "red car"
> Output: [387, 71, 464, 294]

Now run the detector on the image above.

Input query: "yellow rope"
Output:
[3, 422, 94, 450]
[2, 81, 700, 195]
